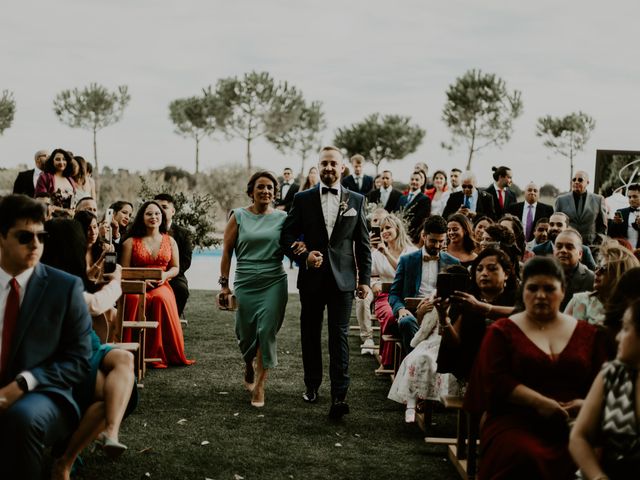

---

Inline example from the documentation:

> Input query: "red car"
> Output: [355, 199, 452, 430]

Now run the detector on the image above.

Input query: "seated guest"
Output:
[425, 170, 450, 217]
[465, 256, 607, 480]
[357, 208, 389, 356]
[533, 212, 597, 270]
[608, 182, 640, 249]
[603, 267, 640, 358]
[75, 196, 98, 215]
[75, 211, 113, 283]
[154, 194, 193, 317]
[525, 217, 550, 253]
[108, 200, 134, 260]
[35, 148, 77, 213]
[480, 224, 522, 280]
[472, 215, 493, 253]
[34, 191, 56, 220]
[388, 216, 460, 353]
[442, 171, 496, 221]
[397, 171, 431, 244]
[121, 201, 194, 368]
[436, 247, 518, 381]
[446, 213, 477, 267]
[499, 213, 526, 261]
[0, 195, 92, 479]
[370, 214, 417, 367]
[41, 219, 137, 478]
[570, 299, 640, 479]
[565, 241, 639, 327]
[553, 229, 595, 310]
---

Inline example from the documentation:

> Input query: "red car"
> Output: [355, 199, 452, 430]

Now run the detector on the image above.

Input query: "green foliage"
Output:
[138, 176, 217, 249]
[536, 111, 596, 182]
[195, 164, 249, 215]
[53, 83, 131, 185]
[540, 183, 560, 198]
[0, 90, 16, 135]
[334, 113, 425, 174]
[442, 69, 523, 170]
[266, 100, 326, 180]
[168, 94, 226, 173]
[206, 71, 305, 170]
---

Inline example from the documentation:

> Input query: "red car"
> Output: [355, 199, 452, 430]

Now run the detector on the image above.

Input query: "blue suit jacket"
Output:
[281, 185, 372, 292]
[4, 263, 93, 419]
[388, 250, 461, 317]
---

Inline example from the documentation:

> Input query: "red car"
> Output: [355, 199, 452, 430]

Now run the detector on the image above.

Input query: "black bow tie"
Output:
[322, 187, 338, 195]
[631, 208, 640, 213]
[283, 182, 290, 186]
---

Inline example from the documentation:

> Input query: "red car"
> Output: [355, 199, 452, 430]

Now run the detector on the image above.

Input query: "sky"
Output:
[1, 0, 639, 190]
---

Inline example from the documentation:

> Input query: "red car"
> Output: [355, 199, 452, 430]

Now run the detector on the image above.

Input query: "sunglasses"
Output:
[14, 230, 48, 245]
[461, 184, 474, 189]
[572, 177, 585, 183]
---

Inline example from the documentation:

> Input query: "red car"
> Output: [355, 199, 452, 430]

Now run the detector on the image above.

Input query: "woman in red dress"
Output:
[465, 256, 607, 479]
[121, 201, 194, 368]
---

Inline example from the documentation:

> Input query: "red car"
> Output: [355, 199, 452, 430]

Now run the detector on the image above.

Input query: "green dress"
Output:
[233, 208, 288, 368]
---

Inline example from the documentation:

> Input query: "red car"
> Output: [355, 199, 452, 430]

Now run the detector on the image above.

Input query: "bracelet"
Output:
[218, 275, 229, 287]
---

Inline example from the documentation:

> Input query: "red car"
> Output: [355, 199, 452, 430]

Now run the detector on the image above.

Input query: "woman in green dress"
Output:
[219, 171, 304, 407]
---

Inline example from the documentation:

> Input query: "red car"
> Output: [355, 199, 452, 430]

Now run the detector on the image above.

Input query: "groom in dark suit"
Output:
[0, 195, 92, 479]
[281, 146, 371, 419]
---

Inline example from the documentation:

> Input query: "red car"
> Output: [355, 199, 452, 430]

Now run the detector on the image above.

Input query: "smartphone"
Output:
[371, 226, 381, 238]
[103, 251, 117, 274]
[437, 272, 470, 300]
[104, 208, 114, 243]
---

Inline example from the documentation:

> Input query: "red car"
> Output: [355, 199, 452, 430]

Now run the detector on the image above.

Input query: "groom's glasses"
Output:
[13, 230, 48, 245]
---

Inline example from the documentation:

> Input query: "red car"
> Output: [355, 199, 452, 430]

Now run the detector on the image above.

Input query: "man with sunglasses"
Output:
[0, 195, 92, 479]
[442, 171, 497, 220]
[554, 170, 607, 245]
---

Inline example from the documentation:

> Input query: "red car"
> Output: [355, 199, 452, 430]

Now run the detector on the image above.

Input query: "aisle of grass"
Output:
[77, 291, 458, 479]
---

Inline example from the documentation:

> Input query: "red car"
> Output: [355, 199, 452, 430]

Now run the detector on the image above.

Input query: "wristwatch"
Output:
[15, 374, 28, 392]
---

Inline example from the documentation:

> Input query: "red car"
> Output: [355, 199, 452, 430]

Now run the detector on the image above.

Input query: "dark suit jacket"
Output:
[608, 207, 640, 247]
[485, 184, 517, 217]
[342, 174, 374, 195]
[388, 250, 461, 317]
[169, 224, 193, 277]
[442, 190, 497, 221]
[397, 192, 431, 243]
[562, 263, 595, 310]
[507, 201, 555, 241]
[281, 185, 371, 291]
[276, 182, 300, 212]
[13, 169, 36, 197]
[5, 264, 92, 420]
[367, 188, 402, 212]
[554, 192, 607, 244]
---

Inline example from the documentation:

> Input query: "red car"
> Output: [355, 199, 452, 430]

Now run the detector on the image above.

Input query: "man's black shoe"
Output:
[328, 400, 350, 419]
[302, 389, 319, 403]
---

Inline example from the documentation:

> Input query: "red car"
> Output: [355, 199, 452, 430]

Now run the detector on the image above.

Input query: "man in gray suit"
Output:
[553, 229, 594, 310]
[554, 170, 607, 244]
[0, 195, 92, 479]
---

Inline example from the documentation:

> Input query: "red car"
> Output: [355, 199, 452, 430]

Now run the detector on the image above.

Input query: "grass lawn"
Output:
[76, 291, 459, 480]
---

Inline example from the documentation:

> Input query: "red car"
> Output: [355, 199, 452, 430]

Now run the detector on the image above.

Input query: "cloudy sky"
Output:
[1, 0, 638, 189]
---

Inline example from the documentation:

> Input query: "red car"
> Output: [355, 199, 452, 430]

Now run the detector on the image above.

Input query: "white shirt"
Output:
[0, 266, 37, 389]
[320, 181, 341, 238]
[419, 247, 438, 297]
[32, 167, 42, 188]
[380, 186, 392, 208]
[354, 176, 362, 190]
[521, 202, 537, 230]
[281, 183, 291, 200]
[371, 246, 418, 282]
[628, 210, 639, 248]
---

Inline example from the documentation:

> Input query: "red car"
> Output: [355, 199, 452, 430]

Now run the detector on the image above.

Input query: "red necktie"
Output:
[498, 189, 504, 209]
[1, 278, 20, 379]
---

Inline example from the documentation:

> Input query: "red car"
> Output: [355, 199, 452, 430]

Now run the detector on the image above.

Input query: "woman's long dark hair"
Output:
[43, 148, 75, 177]
[126, 201, 167, 238]
[447, 213, 476, 254]
[74, 210, 106, 262]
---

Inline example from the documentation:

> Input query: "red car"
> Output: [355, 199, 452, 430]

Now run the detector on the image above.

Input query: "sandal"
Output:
[404, 407, 416, 424]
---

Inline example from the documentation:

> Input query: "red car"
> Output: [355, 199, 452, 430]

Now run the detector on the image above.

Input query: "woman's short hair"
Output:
[43, 148, 75, 177]
[127, 201, 168, 238]
[447, 213, 475, 253]
[246, 171, 279, 198]
[521, 256, 566, 290]
[379, 213, 412, 252]
[471, 247, 517, 294]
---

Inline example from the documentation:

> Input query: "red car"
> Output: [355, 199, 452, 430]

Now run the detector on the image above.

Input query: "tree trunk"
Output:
[93, 127, 99, 198]
[465, 125, 477, 171]
[299, 154, 306, 185]
[374, 159, 381, 175]
[195, 135, 200, 174]
[246, 137, 252, 171]
[569, 132, 574, 188]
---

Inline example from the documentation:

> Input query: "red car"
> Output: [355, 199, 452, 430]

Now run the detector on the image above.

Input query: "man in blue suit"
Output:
[389, 216, 460, 353]
[281, 146, 372, 419]
[0, 195, 92, 479]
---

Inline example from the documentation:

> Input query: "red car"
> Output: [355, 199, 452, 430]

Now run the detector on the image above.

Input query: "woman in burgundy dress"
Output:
[121, 201, 194, 368]
[465, 256, 607, 479]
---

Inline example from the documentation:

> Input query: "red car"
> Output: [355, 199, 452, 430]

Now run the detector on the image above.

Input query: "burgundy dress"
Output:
[123, 235, 194, 368]
[465, 318, 607, 480]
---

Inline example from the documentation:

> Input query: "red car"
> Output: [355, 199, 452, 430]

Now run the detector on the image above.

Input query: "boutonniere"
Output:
[339, 200, 349, 215]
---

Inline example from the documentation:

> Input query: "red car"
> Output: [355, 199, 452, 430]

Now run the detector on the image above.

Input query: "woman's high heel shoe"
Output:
[102, 437, 128, 459]
[251, 383, 265, 407]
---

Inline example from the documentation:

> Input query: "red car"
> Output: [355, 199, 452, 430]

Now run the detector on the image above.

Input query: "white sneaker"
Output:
[360, 338, 375, 355]
[405, 407, 416, 424]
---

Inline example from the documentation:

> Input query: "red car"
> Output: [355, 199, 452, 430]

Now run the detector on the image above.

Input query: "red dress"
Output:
[123, 235, 194, 368]
[465, 318, 606, 480]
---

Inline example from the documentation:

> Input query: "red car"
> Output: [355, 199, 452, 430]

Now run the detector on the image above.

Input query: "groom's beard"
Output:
[320, 171, 339, 186]
[425, 246, 440, 257]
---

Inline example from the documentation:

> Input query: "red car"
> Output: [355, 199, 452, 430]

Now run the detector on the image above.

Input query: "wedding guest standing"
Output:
[281, 146, 371, 419]
[220, 172, 297, 408]
[13, 149, 48, 197]
[35, 149, 77, 213]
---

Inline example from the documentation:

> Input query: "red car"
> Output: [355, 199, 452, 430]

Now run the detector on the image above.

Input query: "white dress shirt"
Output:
[32, 167, 42, 188]
[0, 266, 37, 389]
[281, 183, 291, 201]
[320, 181, 341, 238]
[628, 210, 639, 248]
[354, 176, 362, 190]
[380, 186, 392, 208]
[419, 247, 438, 297]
